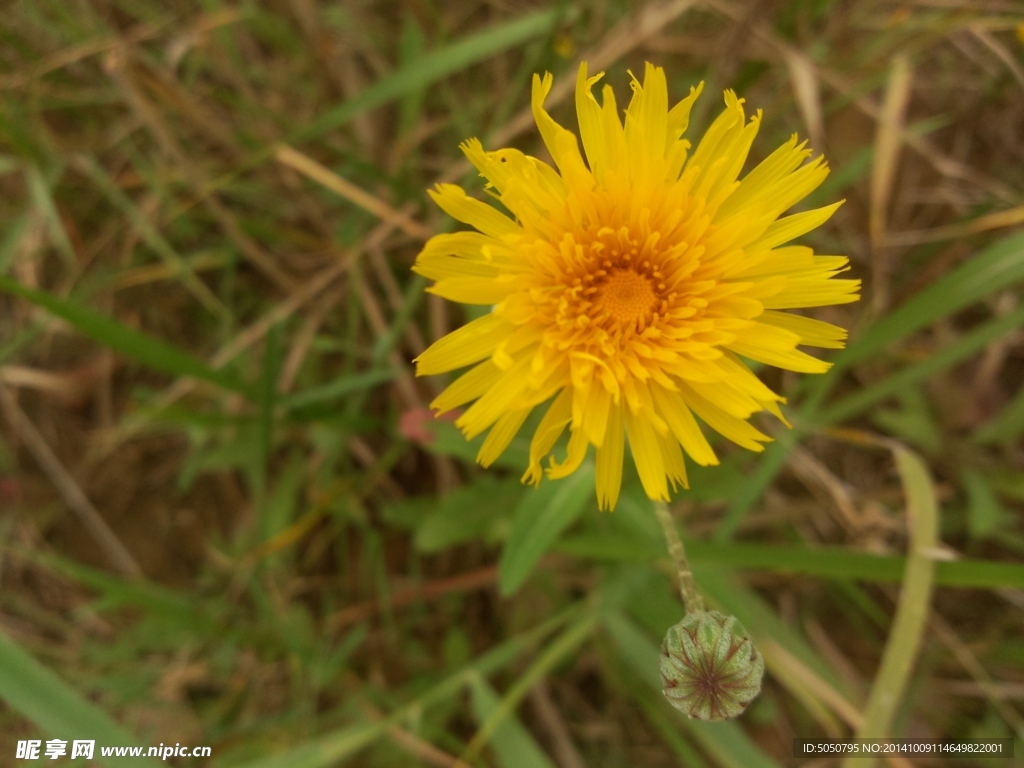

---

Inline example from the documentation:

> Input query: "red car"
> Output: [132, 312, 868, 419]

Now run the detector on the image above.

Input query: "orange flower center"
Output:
[596, 269, 657, 325]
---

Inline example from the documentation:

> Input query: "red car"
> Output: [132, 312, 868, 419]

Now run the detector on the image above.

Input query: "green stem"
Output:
[655, 501, 704, 614]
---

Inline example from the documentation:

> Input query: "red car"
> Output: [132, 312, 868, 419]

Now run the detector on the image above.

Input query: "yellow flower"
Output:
[413, 62, 859, 510]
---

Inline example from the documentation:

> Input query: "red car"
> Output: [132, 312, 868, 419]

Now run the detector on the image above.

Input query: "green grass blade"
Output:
[422, 419, 530, 470]
[411, 604, 586, 712]
[254, 323, 285, 518]
[628, 679, 710, 768]
[218, 722, 387, 768]
[499, 463, 595, 595]
[293, 9, 561, 144]
[26, 163, 77, 269]
[414, 477, 522, 553]
[819, 304, 1024, 425]
[462, 614, 598, 763]
[0, 631, 159, 768]
[280, 368, 397, 410]
[556, 535, 1024, 589]
[720, 231, 1024, 538]
[371, 275, 427, 366]
[0, 321, 43, 366]
[805, 117, 947, 208]
[73, 154, 230, 321]
[258, 453, 305, 547]
[397, 16, 428, 137]
[696, 569, 850, 695]
[469, 676, 557, 768]
[807, 230, 1024, 411]
[975, 380, 1024, 444]
[602, 610, 663, 689]
[684, 721, 784, 768]
[20, 550, 265, 646]
[713, 433, 795, 541]
[0, 208, 33, 275]
[933, 559, 1024, 589]
[221, 606, 584, 768]
[0, 275, 249, 394]
[842, 446, 938, 768]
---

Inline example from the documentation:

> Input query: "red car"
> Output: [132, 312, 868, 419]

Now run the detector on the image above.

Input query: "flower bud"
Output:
[660, 610, 764, 720]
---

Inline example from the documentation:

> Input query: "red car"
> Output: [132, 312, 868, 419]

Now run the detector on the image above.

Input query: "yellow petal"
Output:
[599, 83, 626, 179]
[686, 378, 763, 419]
[728, 245, 814, 279]
[651, 384, 719, 467]
[548, 424, 589, 479]
[430, 359, 503, 414]
[575, 63, 609, 180]
[413, 232, 516, 281]
[715, 352, 786, 406]
[761, 276, 861, 309]
[716, 135, 811, 219]
[522, 387, 573, 485]
[531, 71, 588, 180]
[686, 90, 745, 190]
[414, 254, 500, 281]
[428, 276, 519, 304]
[456, 355, 533, 440]
[706, 111, 761, 210]
[757, 156, 831, 220]
[759, 310, 848, 348]
[624, 63, 669, 190]
[415, 312, 510, 375]
[727, 322, 832, 373]
[582, 380, 612, 447]
[679, 381, 772, 452]
[595, 403, 625, 510]
[656, 428, 689, 491]
[625, 407, 669, 501]
[460, 139, 567, 224]
[428, 184, 521, 240]
[666, 82, 703, 144]
[478, 407, 531, 467]
[744, 201, 842, 251]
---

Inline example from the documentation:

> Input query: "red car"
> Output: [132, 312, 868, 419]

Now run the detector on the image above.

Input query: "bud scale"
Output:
[660, 610, 764, 720]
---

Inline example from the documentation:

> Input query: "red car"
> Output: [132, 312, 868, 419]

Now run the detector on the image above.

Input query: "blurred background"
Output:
[1, 0, 1023, 766]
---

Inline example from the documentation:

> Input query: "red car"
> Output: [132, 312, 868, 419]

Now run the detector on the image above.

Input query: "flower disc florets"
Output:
[413, 62, 859, 510]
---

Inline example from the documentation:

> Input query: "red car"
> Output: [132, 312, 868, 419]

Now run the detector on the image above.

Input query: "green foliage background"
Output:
[1, 0, 1023, 765]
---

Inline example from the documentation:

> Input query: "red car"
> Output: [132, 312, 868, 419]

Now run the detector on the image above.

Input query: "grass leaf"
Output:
[280, 369, 398, 410]
[556, 535, 1024, 589]
[462, 614, 597, 763]
[469, 676, 557, 768]
[294, 8, 562, 144]
[499, 463, 595, 595]
[220, 607, 583, 768]
[842, 446, 938, 767]
[713, 433, 795, 542]
[0, 630, 159, 767]
[0, 276, 249, 394]
[217, 722, 386, 768]
[975, 380, 1024, 444]
[808, 230, 1024, 411]
[414, 477, 522, 552]
[820, 304, 1024, 425]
